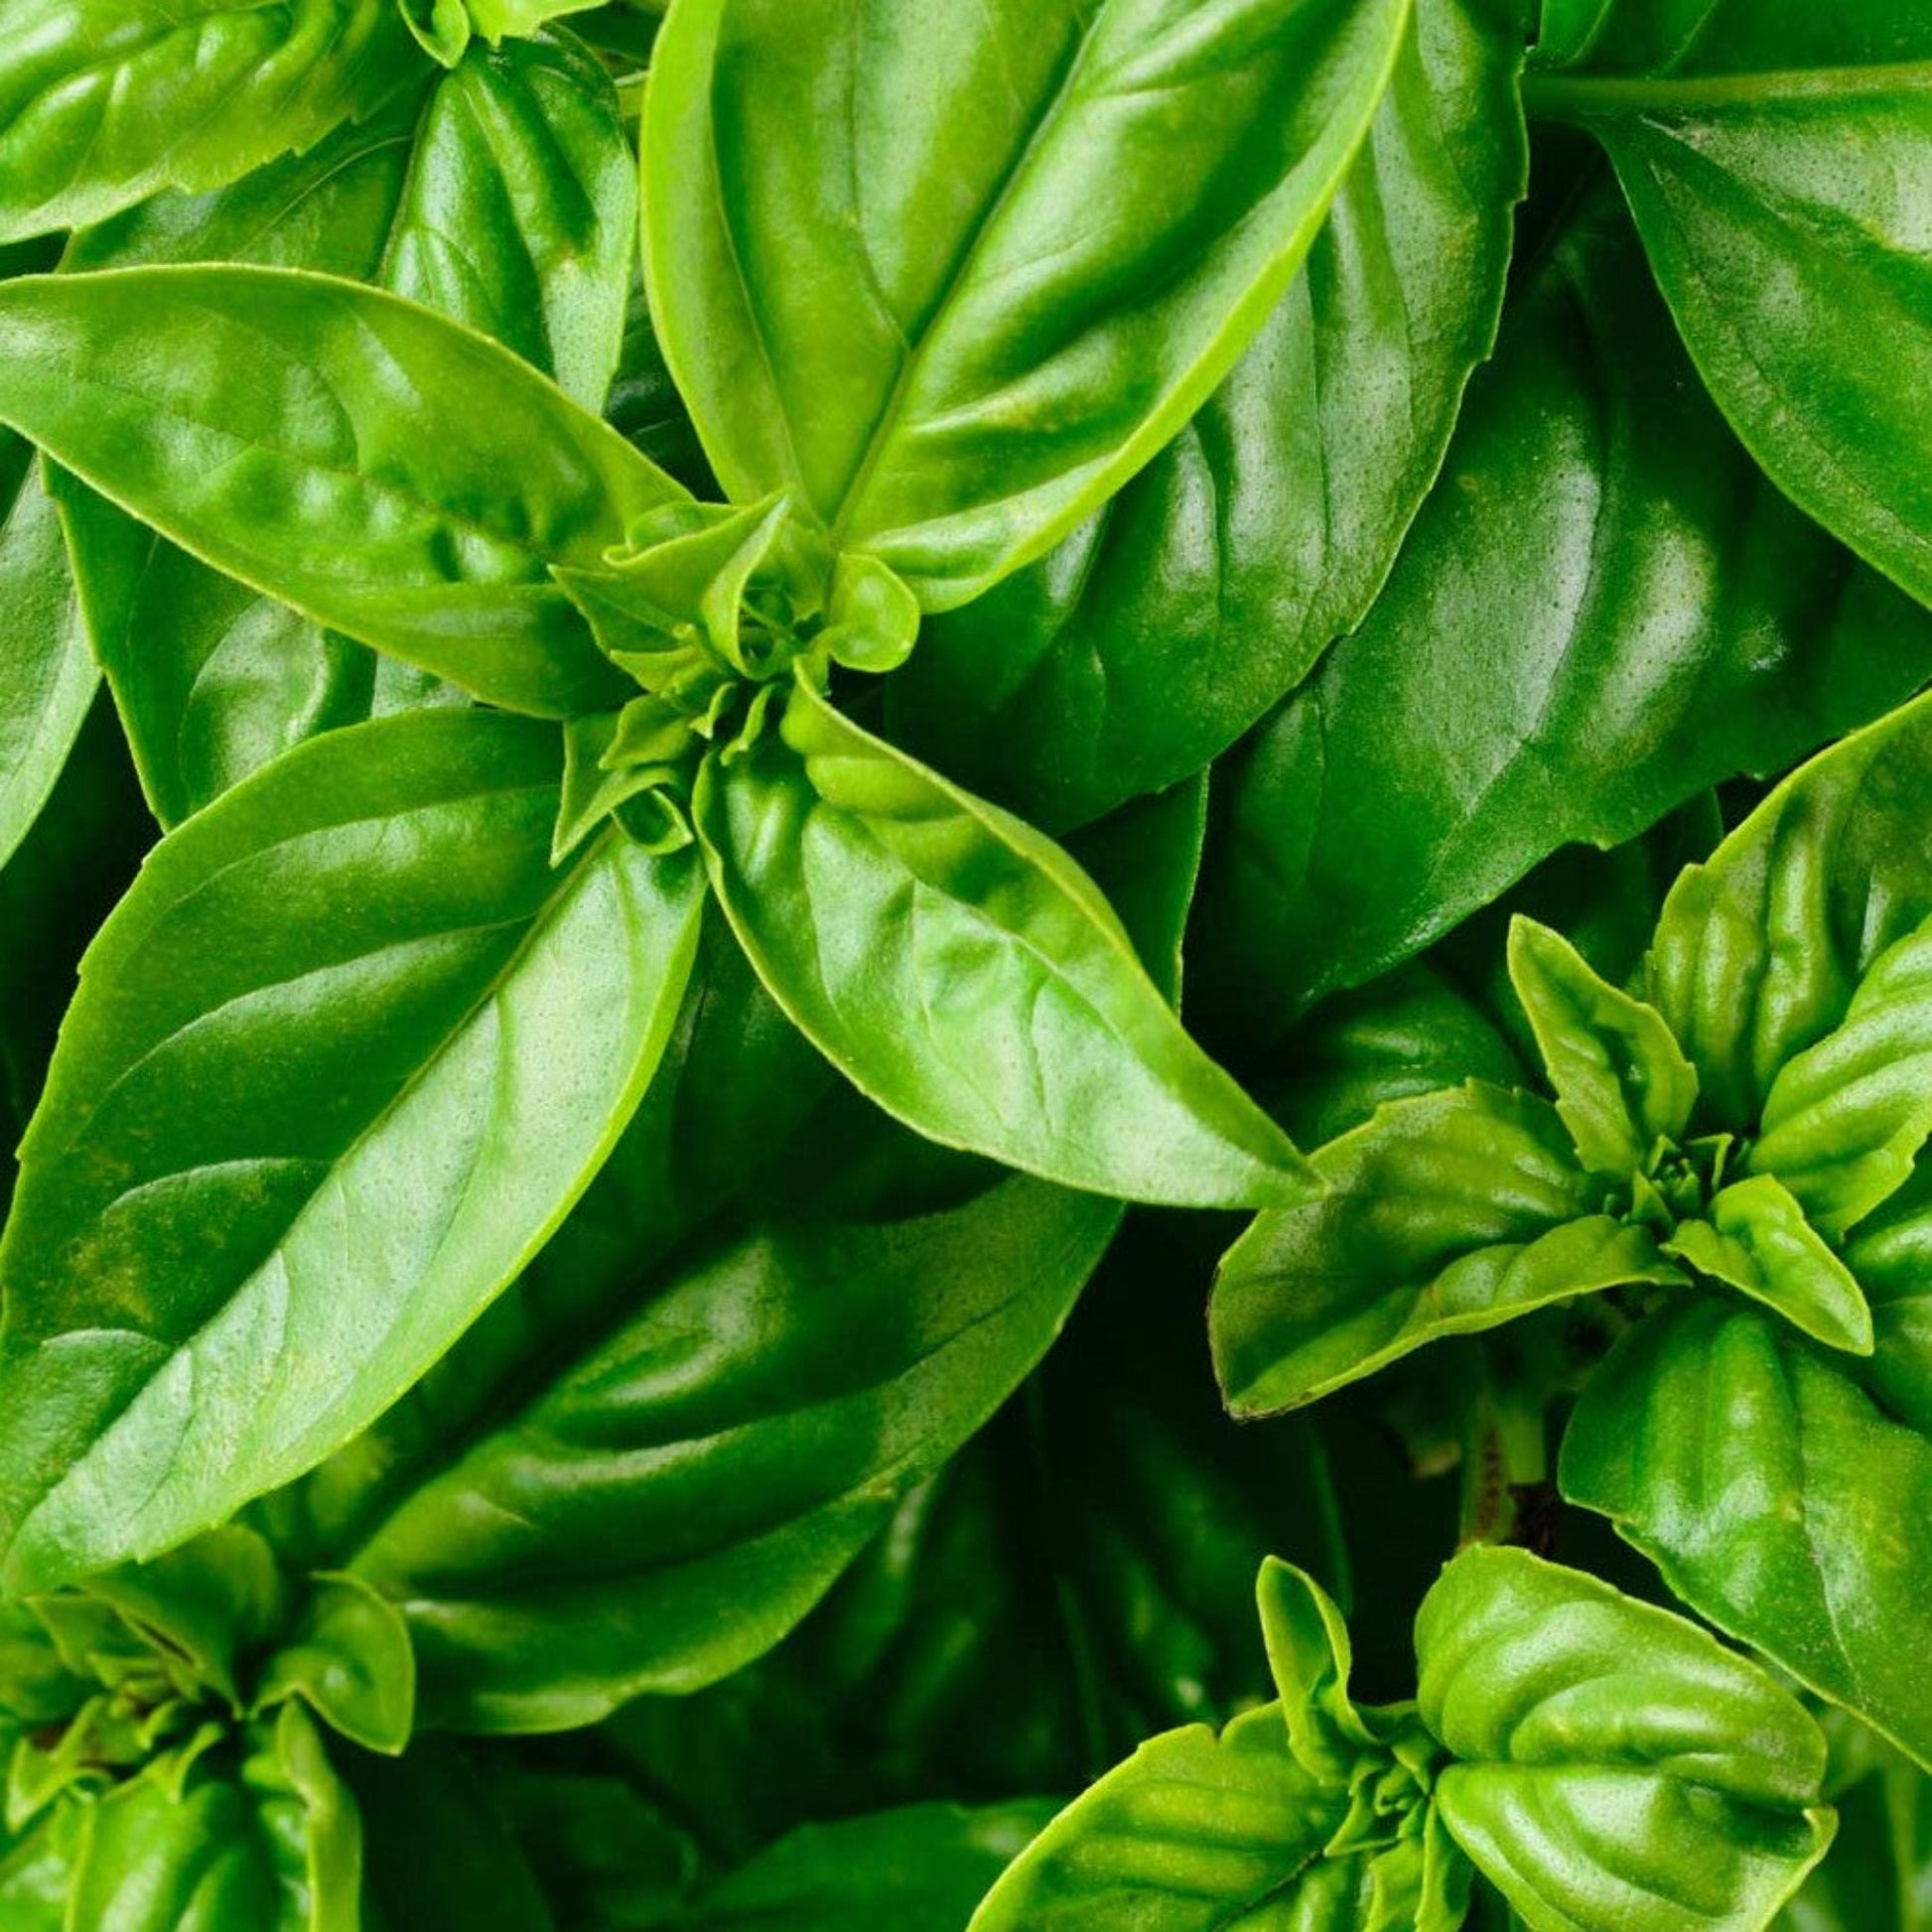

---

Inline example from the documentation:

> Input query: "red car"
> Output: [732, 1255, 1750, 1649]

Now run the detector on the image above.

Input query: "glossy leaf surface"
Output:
[1419, 1546, 1834, 1932]
[0, 709, 704, 1592]
[965, 1704, 1341, 1932]
[1508, 915, 1697, 1178]
[1193, 193, 1932, 1038]
[1646, 691, 1932, 1130]
[1211, 1082, 1676, 1416]
[1563, 1298, 1932, 1769]
[696, 680, 1310, 1209]
[0, 449, 94, 871]
[0, 0, 415, 243]
[883, 0, 1528, 830]
[643, 0, 1410, 608]
[0, 266, 680, 717]
[1529, 0, 1932, 610]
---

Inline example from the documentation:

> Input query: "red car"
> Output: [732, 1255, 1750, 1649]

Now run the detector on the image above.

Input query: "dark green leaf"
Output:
[1193, 191, 1932, 1038]
[0, 709, 704, 1592]
[642, 0, 1409, 608]
[883, 0, 1529, 831]
[696, 680, 1311, 1209]
[1528, 0, 1932, 610]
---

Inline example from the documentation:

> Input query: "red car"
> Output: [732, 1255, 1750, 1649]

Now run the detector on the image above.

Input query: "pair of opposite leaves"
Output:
[1217, 684, 1932, 1773]
[0, 0, 1422, 1588]
[973, 1543, 1834, 1932]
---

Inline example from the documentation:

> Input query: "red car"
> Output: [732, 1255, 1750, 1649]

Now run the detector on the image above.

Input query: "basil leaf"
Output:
[0, 1, 417, 244]
[0, 1802, 73, 1930]
[1507, 914, 1698, 1177]
[1528, 1, 1932, 610]
[1846, 1163, 1932, 1438]
[964, 1704, 1342, 1932]
[254, 1574, 415, 1755]
[0, 448, 95, 874]
[341, 1136, 1118, 1729]
[1665, 1176, 1872, 1356]
[642, 0, 1409, 609]
[402, 0, 605, 66]
[0, 266, 682, 718]
[695, 680, 1310, 1209]
[1646, 691, 1932, 1131]
[882, 0, 1528, 832]
[0, 709, 704, 1593]
[1783, 1744, 1932, 1932]
[1748, 916, 1932, 1242]
[1258, 1557, 1382, 1782]
[1562, 1298, 1932, 1769]
[1211, 1082, 1679, 1417]
[65, 1703, 359, 1932]
[676, 1804, 1053, 1932]
[1193, 189, 1932, 1036]
[1417, 1545, 1834, 1932]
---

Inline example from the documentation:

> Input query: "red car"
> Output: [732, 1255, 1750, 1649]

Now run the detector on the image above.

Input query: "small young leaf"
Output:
[694, 678, 1311, 1210]
[1211, 1082, 1681, 1416]
[1507, 915, 1698, 1177]
[1256, 1558, 1378, 1782]
[254, 1575, 415, 1756]
[1664, 1175, 1872, 1355]
[1419, 1545, 1835, 1932]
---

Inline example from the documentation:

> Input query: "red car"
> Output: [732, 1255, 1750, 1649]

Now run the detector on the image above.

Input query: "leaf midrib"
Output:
[1524, 59, 1932, 119]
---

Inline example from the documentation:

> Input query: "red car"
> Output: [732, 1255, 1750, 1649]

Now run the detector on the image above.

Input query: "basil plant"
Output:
[2, 0, 1931, 1926]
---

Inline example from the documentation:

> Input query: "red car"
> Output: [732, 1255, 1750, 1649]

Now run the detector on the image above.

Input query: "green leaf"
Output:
[1562, 1298, 1932, 1770]
[402, 0, 604, 65]
[341, 1127, 1118, 1729]
[1192, 188, 1932, 1039]
[677, 1804, 1053, 1932]
[0, 709, 704, 1592]
[255, 1574, 416, 1755]
[694, 678, 1311, 1209]
[0, 0, 417, 243]
[0, 265, 682, 718]
[641, 0, 1410, 610]
[1664, 1175, 1872, 1355]
[1749, 916, 1932, 1241]
[1781, 1743, 1932, 1932]
[1846, 1161, 1932, 1440]
[882, 0, 1528, 832]
[1507, 915, 1698, 1177]
[1211, 1082, 1679, 1416]
[0, 449, 96, 872]
[964, 1704, 1343, 1932]
[64, 1703, 360, 1932]
[1646, 691, 1932, 1130]
[1527, 2, 1932, 611]
[0, 1802, 74, 1931]
[1417, 1545, 1834, 1932]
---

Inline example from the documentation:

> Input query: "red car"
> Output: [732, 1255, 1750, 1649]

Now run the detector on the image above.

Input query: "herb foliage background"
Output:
[0, 0, 1929, 1926]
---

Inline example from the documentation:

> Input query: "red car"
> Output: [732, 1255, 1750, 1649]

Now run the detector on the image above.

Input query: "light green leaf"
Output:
[0, 266, 682, 718]
[1211, 1082, 1679, 1416]
[0, 0, 417, 243]
[1646, 690, 1932, 1130]
[0, 449, 96, 872]
[964, 1705, 1344, 1932]
[1750, 916, 1932, 1241]
[883, 0, 1529, 832]
[1192, 190, 1932, 1039]
[694, 678, 1311, 1209]
[1527, 1, 1932, 610]
[1419, 1545, 1834, 1932]
[642, 0, 1410, 609]
[255, 1574, 415, 1756]
[1257, 1557, 1379, 1782]
[402, 0, 605, 65]
[1665, 1175, 1872, 1354]
[1563, 1298, 1932, 1771]
[0, 709, 704, 1592]
[1507, 915, 1698, 1177]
